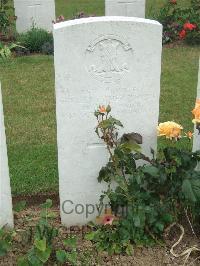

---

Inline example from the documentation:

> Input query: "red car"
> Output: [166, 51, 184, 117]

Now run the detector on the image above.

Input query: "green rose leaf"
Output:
[182, 179, 196, 202]
[143, 165, 159, 177]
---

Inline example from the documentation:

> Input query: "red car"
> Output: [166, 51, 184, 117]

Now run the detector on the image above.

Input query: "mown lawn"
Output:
[0, 56, 57, 195]
[1, 0, 199, 195]
[9, 0, 192, 19]
[55, 0, 191, 19]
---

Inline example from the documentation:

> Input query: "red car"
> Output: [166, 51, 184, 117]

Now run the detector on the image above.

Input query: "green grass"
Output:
[56, 0, 104, 19]
[1, 0, 199, 195]
[0, 56, 57, 195]
[54, 0, 191, 19]
[159, 46, 199, 150]
[9, 0, 192, 20]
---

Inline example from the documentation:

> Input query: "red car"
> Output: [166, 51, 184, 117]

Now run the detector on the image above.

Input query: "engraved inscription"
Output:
[28, 3, 41, 22]
[29, 3, 41, 7]
[85, 35, 133, 83]
[87, 143, 106, 149]
[118, 0, 137, 2]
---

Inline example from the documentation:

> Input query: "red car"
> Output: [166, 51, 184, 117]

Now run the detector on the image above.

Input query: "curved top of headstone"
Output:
[53, 16, 161, 30]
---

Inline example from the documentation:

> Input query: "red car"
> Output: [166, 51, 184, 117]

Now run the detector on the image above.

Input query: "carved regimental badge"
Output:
[85, 35, 133, 83]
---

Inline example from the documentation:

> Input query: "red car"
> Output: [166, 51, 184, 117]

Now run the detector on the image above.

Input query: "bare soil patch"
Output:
[1, 204, 200, 266]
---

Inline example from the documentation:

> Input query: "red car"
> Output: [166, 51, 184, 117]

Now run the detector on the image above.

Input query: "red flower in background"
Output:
[179, 22, 197, 40]
[170, 0, 177, 4]
[183, 22, 196, 31]
[179, 29, 186, 39]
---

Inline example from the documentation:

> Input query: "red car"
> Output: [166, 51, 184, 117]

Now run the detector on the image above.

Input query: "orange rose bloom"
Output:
[98, 105, 106, 114]
[157, 121, 183, 139]
[186, 131, 193, 139]
[192, 99, 200, 124]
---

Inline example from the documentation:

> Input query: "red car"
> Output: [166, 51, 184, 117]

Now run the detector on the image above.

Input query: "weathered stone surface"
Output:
[105, 0, 145, 18]
[0, 83, 13, 228]
[14, 0, 55, 33]
[54, 17, 162, 226]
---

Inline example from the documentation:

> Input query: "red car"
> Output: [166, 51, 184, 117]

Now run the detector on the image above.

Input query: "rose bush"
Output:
[86, 101, 200, 255]
[0, 0, 16, 41]
[155, 0, 200, 45]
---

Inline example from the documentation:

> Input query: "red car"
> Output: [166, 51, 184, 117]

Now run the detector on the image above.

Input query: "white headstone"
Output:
[105, 0, 145, 18]
[0, 83, 13, 228]
[54, 17, 162, 226]
[193, 57, 200, 170]
[14, 0, 55, 33]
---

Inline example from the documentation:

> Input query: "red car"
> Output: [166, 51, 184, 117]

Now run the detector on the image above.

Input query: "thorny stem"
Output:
[97, 113, 130, 190]
[121, 165, 129, 187]
[98, 115, 116, 162]
[107, 142, 115, 162]
[102, 129, 115, 162]
[110, 128, 118, 147]
[104, 129, 128, 187]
